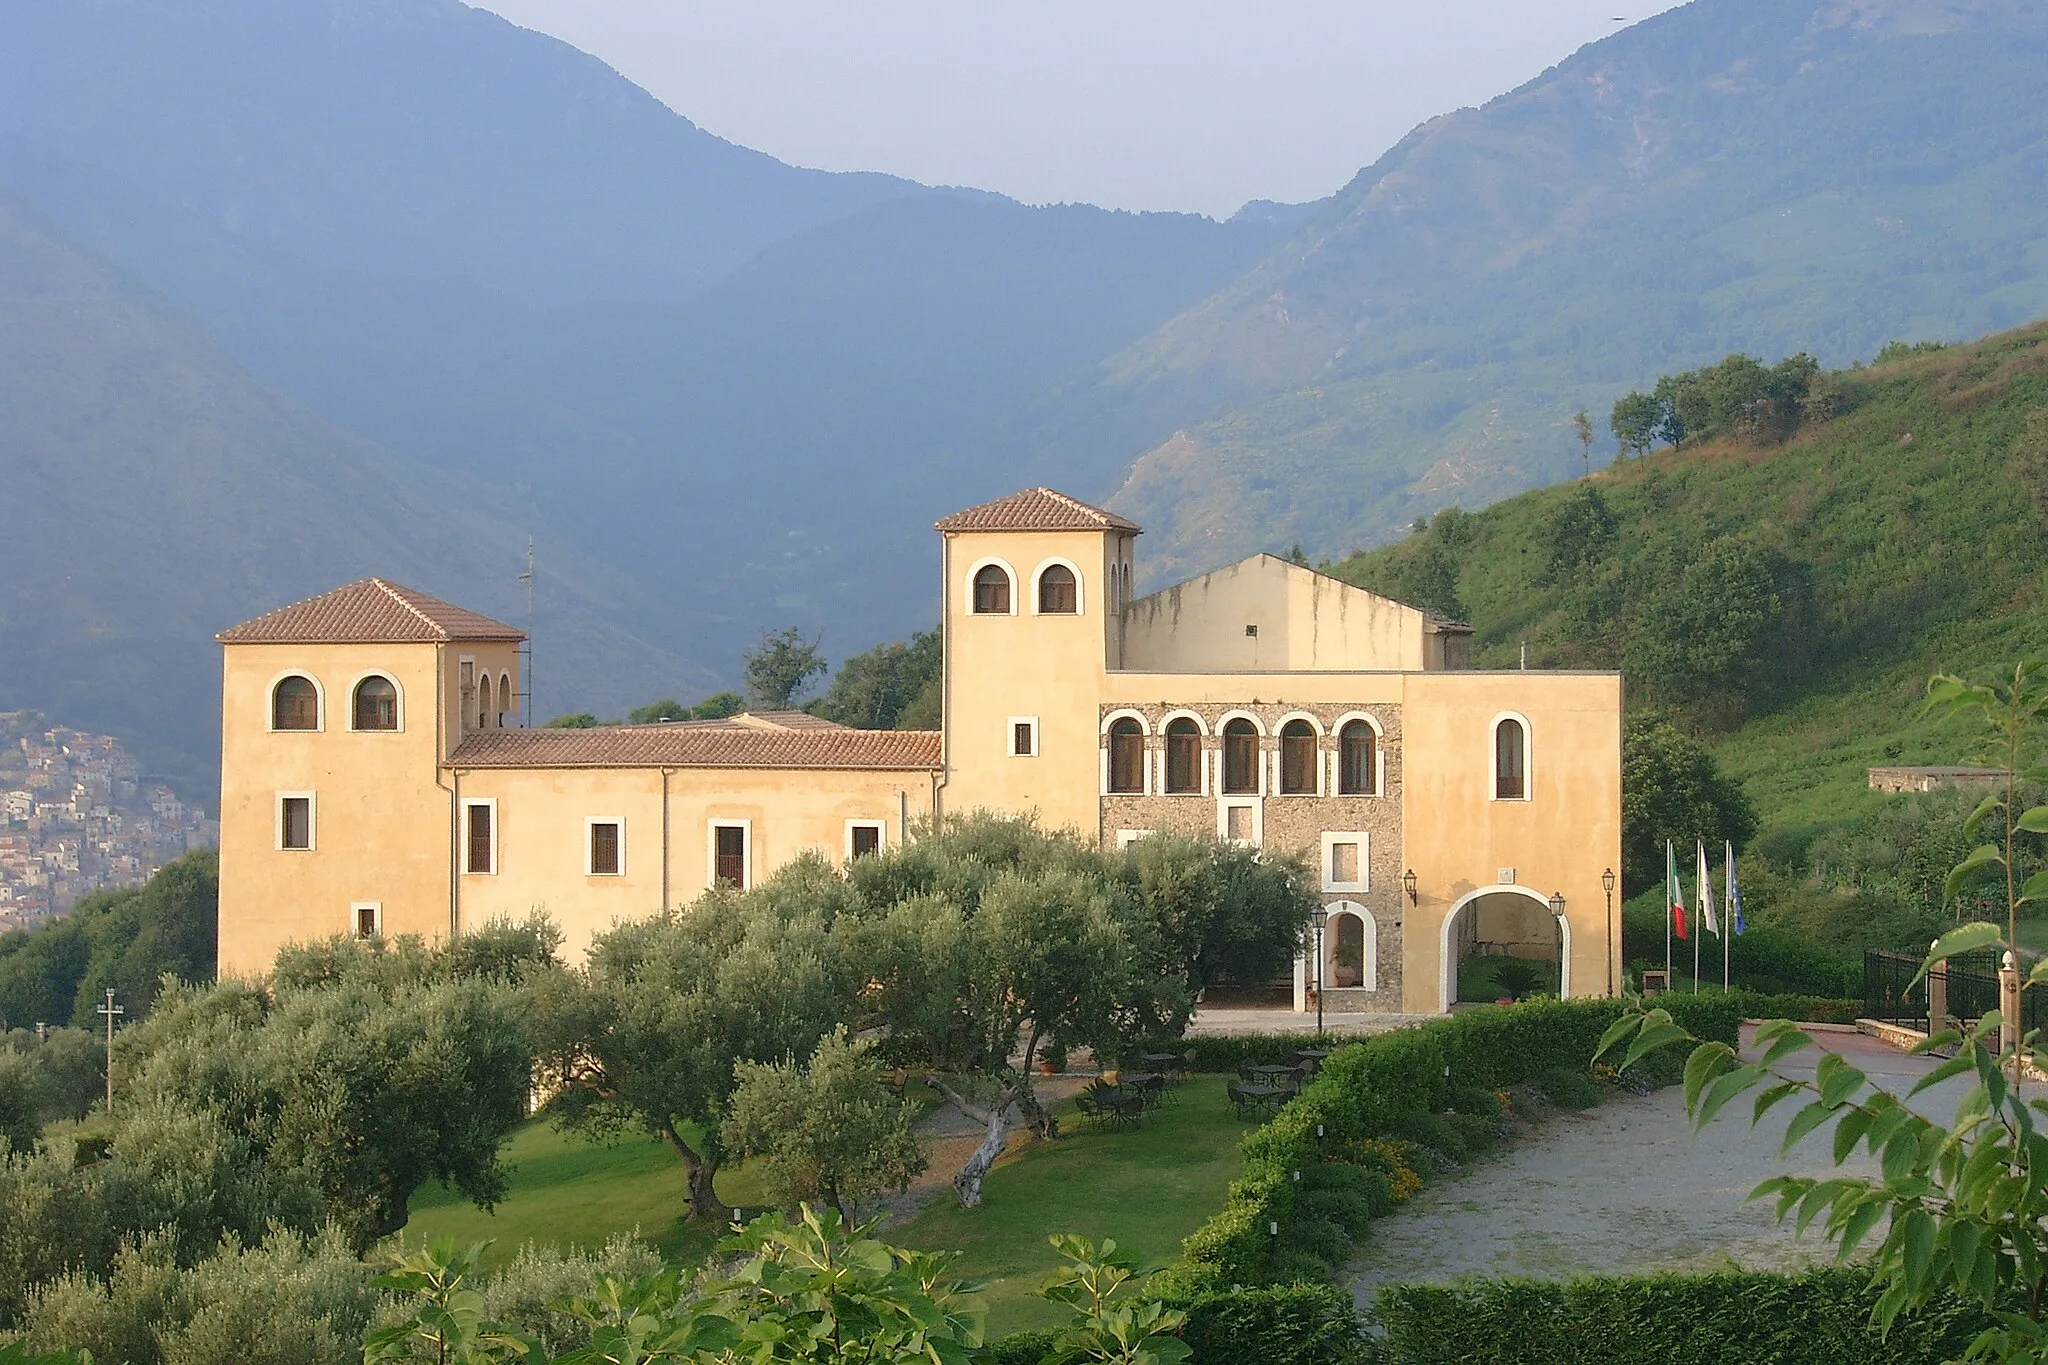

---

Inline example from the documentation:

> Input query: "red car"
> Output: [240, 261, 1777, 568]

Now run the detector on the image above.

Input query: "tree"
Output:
[541, 863, 863, 1223]
[1619, 716, 1759, 896]
[808, 629, 941, 731]
[1119, 837, 1311, 1008]
[1539, 485, 1616, 584]
[1623, 537, 1786, 710]
[722, 1027, 925, 1223]
[1573, 409, 1595, 475]
[628, 699, 689, 724]
[689, 690, 745, 720]
[744, 629, 827, 710]
[544, 712, 604, 729]
[2007, 408, 2048, 526]
[1609, 391, 1661, 458]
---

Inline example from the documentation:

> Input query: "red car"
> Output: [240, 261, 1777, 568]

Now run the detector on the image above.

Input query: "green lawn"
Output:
[398, 1079, 1253, 1338]
[401, 1120, 769, 1268]
[893, 1077, 1250, 1337]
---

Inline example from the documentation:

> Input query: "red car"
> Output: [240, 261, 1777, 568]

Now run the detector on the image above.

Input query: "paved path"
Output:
[1347, 1027, 1977, 1298]
[1187, 1007, 1434, 1037]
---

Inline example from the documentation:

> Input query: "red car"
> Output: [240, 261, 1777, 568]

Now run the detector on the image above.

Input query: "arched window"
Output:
[1338, 720, 1376, 795]
[352, 675, 399, 731]
[500, 672, 514, 726]
[1222, 718, 1260, 795]
[272, 676, 319, 731]
[477, 674, 494, 729]
[972, 565, 1012, 615]
[1038, 564, 1078, 614]
[1164, 718, 1201, 794]
[1108, 718, 1144, 793]
[1494, 717, 1528, 800]
[1279, 720, 1317, 795]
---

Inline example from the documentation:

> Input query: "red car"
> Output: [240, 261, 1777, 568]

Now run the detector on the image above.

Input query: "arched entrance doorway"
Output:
[1438, 885, 1569, 1012]
[1321, 900, 1375, 993]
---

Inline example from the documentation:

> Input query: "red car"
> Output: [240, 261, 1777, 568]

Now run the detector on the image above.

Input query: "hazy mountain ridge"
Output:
[1085, 0, 2048, 581]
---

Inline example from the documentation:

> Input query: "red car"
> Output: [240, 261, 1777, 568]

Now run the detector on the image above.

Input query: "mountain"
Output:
[1081, 0, 2048, 582]
[0, 0, 1281, 771]
[1327, 321, 2048, 843]
[0, 195, 700, 795]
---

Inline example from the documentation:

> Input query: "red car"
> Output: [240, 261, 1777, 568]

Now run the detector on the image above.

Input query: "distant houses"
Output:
[1867, 765, 2009, 796]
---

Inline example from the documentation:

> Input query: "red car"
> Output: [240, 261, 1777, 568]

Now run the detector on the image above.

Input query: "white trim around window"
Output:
[1217, 797, 1262, 847]
[844, 819, 887, 864]
[350, 901, 382, 940]
[708, 819, 752, 889]
[964, 555, 1021, 616]
[1489, 710, 1533, 802]
[276, 790, 316, 851]
[1321, 832, 1371, 893]
[346, 670, 406, 733]
[462, 797, 498, 875]
[1028, 556, 1087, 616]
[1116, 829, 1156, 850]
[266, 671, 325, 733]
[1008, 716, 1040, 758]
[1330, 711, 1385, 797]
[585, 816, 626, 876]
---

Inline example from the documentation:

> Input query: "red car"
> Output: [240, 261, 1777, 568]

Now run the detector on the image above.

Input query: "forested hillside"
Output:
[1335, 322, 2048, 843]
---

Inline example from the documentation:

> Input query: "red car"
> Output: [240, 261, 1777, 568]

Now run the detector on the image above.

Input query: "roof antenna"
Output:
[518, 538, 535, 727]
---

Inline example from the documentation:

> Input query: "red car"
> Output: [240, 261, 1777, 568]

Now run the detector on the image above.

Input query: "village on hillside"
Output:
[0, 710, 215, 929]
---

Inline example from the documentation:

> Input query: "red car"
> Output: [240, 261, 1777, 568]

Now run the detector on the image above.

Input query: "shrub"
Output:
[1534, 1067, 1602, 1111]
[1369, 1266, 1994, 1364]
[1167, 1282, 1365, 1365]
[975, 1329, 1059, 1364]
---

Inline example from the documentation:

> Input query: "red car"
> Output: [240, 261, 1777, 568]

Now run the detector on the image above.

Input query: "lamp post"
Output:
[1309, 905, 1328, 1037]
[1601, 868, 1617, 997]
[1547, 893, 1566, 998]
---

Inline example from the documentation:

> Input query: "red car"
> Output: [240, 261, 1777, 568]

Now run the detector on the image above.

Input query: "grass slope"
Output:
[1330, 322, 2048, 842]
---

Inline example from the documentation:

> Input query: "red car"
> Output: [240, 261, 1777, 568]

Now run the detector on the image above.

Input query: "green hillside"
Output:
[1088, 0, 2048, 584]
[1330, 321, 2048, 842]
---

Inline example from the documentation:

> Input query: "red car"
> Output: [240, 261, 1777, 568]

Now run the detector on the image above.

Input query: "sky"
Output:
[469, 1, 1685, 219]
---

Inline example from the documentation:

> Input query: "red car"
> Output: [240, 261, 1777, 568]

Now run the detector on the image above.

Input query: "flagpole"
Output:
[1664, 840, 1673, 984]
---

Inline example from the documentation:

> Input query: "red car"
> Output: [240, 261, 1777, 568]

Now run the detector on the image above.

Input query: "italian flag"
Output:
[1667, 840, 1689, 941]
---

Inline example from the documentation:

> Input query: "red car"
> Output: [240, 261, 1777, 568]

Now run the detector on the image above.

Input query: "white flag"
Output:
[1697, 840, 1719, 936]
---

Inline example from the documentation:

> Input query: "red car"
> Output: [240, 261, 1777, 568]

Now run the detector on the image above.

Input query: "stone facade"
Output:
[1098, 701, 1407, 1011]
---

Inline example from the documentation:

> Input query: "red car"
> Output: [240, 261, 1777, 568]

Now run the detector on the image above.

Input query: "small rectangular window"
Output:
[279, 795, 313, 850]
[1322, 831, 1371, 892]
[465, 801, 494, 874]
[714, 824, 748, 888]
[849, 823, 882, 860]
[589, 820, 622, 876]
[1008, 717, 1039, 757]
[1331, 842, 1358, 884]
[1225, 804, 1254, 843]
[352, 902, 381, 940]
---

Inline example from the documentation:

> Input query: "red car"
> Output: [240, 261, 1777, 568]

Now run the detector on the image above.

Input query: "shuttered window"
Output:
[715, 825, 747, 888]
[1165, 719, 1201, 794]
[466, 802, 494, 873]
[589, 821, 621, 876]
[1108, 719, 1144, 793]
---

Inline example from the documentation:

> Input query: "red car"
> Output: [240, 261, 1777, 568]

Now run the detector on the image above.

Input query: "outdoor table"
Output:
[1121, 1072, 1166, 1107]
[1138, 1051, 1184, 1071]
[1229, 1083, 1287, 1116]
[1290, 1048, 1331, 1076]
[1244, 1063, 1297, 1082]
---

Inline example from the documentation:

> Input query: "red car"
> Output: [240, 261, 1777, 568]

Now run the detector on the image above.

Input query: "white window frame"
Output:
[1217, 797, 1262, 847]
[1008, 716, 1040, 758]
[276, 790, 316, 851]
[1158, 710, 1209, 796]
[1100, 709, 1149, 795]
[1029, 556, 1087, 616]
[1274, 712, 1325, 796]
[1330, 711, 1385, 797]
[708, 819, 753, 890]
[1321, 831, 1371, 893]
[964, 556, 1021, 617]
[346, 670, 406, 733]
[844, 819, 887, 864]
[1116, 829, 1156, 850]
[350, 901, 383, 940]
[462, 797, 498, 875]
[1216, 710, 1267, 797]
[586, 816, 626, 876]
[1489, 711, 1533, 802]
[266, 671, 325, 733]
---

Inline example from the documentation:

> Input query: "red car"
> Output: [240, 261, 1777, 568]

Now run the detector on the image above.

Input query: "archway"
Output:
[1438, 885, 1569, 1012]
[1322, 901, 1375, 993]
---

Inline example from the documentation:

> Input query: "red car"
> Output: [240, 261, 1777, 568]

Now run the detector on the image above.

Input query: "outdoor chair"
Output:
[1227, 1082, 1283, 1118]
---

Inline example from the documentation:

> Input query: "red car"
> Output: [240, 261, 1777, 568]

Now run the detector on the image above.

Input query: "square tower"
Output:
[934, 488, 1137, 833]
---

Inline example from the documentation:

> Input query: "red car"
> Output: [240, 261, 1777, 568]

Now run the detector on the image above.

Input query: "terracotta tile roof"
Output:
[446, 724, 941, 771]
[935, 487, 1140, 534]
[218, 579, 524, 644]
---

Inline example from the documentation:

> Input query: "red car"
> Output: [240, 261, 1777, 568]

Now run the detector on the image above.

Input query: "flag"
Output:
[1697, 840, 1718, 936]
[1667, 840, 1688, 941]
[1726, 841, 1745, 935]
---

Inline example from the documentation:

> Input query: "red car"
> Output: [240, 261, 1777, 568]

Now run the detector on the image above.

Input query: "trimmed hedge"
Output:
[1178, 996, 1742, 1286]
[1122, 1034, 1336, 1074]
[1723, 990, 1862, 1025]
[1367, 1267, 1994, 1364]
[976, 1284, 1363, 1365]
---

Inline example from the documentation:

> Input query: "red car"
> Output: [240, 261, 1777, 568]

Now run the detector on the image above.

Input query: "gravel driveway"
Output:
[1348, 1025, 1979, 1299]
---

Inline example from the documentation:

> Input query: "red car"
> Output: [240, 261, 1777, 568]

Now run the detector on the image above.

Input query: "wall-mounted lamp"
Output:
[1548, 891, 1567, 918]
[1402, 869, 1418, 904]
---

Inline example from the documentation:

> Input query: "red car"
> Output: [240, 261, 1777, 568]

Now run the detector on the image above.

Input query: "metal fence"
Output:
[1864, 949, 2048, 1036]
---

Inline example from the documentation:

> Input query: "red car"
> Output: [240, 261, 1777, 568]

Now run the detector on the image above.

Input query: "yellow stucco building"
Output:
[217, 488, 1622, 1013]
